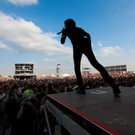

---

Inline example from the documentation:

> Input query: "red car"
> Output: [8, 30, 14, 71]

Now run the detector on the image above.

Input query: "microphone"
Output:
[57, 31, 62, 35]
[57, 28, 64, 35]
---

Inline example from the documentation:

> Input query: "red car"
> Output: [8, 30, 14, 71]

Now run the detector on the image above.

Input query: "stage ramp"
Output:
[46, 87, 135, 135]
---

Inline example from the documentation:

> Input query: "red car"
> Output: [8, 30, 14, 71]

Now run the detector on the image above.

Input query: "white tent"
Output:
[42, 74, 47, 77]
[60, 73, 71, 77]
[50, 73, 56, 77]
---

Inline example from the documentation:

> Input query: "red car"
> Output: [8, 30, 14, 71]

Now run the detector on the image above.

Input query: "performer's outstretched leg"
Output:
[84, 46, 121, 96]
[73, 47, 85, 94]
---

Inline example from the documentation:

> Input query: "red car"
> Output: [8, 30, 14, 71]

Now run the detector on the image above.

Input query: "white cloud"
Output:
[98, 42, 103, 47]
[95, 46, 122, 57]
[61, 55, 73, 64]
[0, 40, 13, 51]
[5, 61, 11, 63]
[26, 62, 38, 64]
[49, 66, 57, 69]
[0, 12, 72, 55]
[49, 66, 73, 69]
[97, 40, 105, 47]
[81, 55, 89, 65]
[43, 59, 55, 62]
[45, 32, 57, 38]
[115, 46, 121, 50]
[6, 0, 38, 6]
[61, 67, 73, 69]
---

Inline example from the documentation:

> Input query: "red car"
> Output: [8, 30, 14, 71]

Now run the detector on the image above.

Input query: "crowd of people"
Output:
[0, 73, 135, 135]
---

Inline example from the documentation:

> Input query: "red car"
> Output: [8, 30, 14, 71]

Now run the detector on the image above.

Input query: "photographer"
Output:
[0, 87, 6, 122]
[14, 99, 37, 135]
[2, 86, 18, 135]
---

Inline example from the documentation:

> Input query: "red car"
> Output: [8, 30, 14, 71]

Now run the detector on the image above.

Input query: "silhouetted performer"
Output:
[60, 19, 121, 96]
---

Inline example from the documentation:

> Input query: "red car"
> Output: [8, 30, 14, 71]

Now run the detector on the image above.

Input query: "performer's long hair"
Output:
[64, 19, 76, 27]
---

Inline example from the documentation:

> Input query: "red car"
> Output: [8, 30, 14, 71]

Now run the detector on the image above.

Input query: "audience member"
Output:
[0, 73, 135, 135]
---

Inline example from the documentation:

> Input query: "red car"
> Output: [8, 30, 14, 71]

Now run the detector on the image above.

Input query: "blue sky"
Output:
[0, 0, 135, 77]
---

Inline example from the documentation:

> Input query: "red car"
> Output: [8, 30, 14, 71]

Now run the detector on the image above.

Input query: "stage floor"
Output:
[47, 87, 135, 135]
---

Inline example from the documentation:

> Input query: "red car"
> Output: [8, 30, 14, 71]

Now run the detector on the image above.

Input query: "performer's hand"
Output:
[57, 27, 65, 35]
[60, 27, 66, 44]
[61, 27, 65, 33]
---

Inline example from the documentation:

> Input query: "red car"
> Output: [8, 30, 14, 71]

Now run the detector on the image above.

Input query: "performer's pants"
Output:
[73, 45, 114, 90]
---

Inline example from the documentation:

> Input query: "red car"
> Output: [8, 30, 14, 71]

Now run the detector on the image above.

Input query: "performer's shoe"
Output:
[76, 88, 85, 94]
[111, 82, 121, 96]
